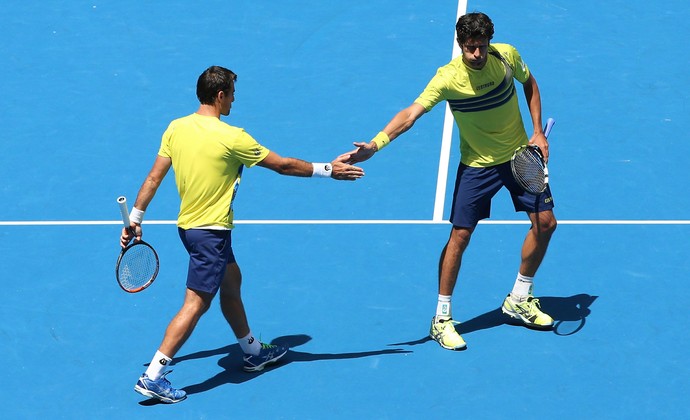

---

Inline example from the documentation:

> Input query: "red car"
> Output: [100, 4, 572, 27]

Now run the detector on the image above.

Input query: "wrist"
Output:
[311, 162, 333, 178]
[130, 207, 145, 224]
[371, 131, 390, 151]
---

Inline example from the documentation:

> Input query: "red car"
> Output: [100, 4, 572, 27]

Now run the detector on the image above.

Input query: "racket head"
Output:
[511, 144, 547, 194]
[115, 240, 159, 293]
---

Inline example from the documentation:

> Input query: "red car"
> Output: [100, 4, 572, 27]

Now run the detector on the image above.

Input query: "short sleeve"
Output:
[158, 122, 175, 158]
[232, 129, 271, 167]
[504, 44, 530, 83]
[414, 67, 448, 111]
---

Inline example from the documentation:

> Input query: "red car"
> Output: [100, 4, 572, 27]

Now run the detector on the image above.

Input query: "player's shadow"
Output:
[388, 293, 598, 347]
[175, 334, 411, 396]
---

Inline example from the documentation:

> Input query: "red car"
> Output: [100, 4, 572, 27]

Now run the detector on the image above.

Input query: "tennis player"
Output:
[344, 12, 557, 350]
[120, 65, 364, 403]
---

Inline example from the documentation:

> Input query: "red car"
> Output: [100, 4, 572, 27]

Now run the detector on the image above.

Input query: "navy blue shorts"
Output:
[449, 161, 555, 228]
[178, 228, 237, 295]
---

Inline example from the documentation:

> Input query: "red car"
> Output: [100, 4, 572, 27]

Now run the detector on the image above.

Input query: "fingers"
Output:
[120, 225, 143, 248]
[331, 161, 365, 180]
[333, 152, 353, 163]
[120, 227, 132, 248]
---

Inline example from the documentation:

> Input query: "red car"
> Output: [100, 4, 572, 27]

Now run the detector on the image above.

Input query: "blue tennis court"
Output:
[1, 0, 689, 418]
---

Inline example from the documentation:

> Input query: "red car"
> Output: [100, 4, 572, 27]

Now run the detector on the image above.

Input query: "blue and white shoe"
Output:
[243, 342, 289, 372]
[134, 371, 187, 403]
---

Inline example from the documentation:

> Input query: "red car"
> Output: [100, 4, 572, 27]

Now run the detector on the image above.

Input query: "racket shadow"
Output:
[177, 334, 411, 396]
[387, 293, 598, 347]
[538, 294, 599, 336]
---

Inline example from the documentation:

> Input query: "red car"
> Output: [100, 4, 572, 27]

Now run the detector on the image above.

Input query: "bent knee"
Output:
[539, 214, 557, 235]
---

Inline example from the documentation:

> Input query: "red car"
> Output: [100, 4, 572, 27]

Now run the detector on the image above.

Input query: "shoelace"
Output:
[158, 371, 173, 386]
[519, 298, 542, 315]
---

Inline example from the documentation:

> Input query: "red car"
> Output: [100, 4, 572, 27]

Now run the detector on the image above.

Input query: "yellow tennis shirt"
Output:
[415, 43, 531, 167]
[158, 113, 270, 229]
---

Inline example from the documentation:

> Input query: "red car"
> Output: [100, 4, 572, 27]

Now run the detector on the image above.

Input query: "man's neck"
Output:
[196, 104, 220, 118]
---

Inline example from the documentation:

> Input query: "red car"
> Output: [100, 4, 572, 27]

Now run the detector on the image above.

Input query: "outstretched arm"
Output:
[257, 151, 364, 181]
[345, 103, 427, 164]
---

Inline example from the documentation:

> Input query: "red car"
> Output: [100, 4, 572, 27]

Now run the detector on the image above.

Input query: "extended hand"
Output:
[341, 141, 377, 164]
[330, 154, 365, 180]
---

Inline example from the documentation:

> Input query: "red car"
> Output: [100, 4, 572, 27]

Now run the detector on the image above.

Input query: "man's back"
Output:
[159, 113, 270, 229]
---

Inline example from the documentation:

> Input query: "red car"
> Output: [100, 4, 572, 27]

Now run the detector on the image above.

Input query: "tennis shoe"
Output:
[501, 294, 554, 329]
[134, 371, 187, 403]
[429, 317, 466, 350]
[243, 342, 289, 372]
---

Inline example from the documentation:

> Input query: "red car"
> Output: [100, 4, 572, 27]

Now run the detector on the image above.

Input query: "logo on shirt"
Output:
[476, 81, 495, 90]
[253, 147, 263, 156]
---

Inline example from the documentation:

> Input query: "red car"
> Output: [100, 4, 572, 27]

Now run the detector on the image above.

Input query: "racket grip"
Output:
[544, 118, 555, 138]
[117, 196, 131, 228]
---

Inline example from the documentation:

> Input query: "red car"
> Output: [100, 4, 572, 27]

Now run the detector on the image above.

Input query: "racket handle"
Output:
[544, 118, 555, 138]
[117, 196, 131, 228]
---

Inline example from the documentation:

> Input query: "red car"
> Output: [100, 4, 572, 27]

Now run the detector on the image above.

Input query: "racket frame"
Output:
[115, 240, 160, 293]
[511, 118, 555, 194]
[115, 196, 159, 293]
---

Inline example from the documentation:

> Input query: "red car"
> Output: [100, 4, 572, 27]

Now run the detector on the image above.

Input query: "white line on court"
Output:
[432, 0, 467, 222]
[1, 220, 690, 226]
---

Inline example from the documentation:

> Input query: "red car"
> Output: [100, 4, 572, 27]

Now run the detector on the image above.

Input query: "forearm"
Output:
[268, 157, 314, 177]
[133, 176, 162, 211]
[382, 109, 417, 141]
[523, 74, 544, 135]
[371, 103, 426, 151]
[132, 156, 171, 213]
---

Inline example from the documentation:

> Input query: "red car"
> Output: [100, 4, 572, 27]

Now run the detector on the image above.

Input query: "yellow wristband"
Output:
[372, 131, 390, 151]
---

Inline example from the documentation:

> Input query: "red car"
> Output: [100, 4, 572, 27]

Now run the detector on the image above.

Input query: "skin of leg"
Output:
[438, 226, 474, 296]
[158, 288, 214, 358]
[218, 262, 251, 339]
[519, 210, 557, 277]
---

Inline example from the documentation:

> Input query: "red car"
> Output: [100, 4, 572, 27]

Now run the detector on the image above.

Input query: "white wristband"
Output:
[130, 207, 145, 224]
[312, 162, 333, 178]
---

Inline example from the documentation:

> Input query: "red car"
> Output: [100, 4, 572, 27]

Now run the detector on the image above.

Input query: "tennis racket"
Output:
[116, 196, 159, 293]
[510, 118, 555, 194]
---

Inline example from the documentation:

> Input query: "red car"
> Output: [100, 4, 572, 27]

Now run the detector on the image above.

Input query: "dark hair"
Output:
[196, 66, 237, 105]
[456, 12, 494, 45]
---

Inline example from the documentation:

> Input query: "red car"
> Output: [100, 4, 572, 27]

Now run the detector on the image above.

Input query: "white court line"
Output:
[2, 220, 690, 226]
[432, 0, 467, 222]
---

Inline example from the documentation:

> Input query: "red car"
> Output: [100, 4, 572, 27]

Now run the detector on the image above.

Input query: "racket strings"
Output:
[512, 147, 546, 193]
[117, 243, 158, 290]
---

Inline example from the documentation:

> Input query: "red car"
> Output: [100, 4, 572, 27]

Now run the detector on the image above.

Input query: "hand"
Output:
[120, 224, 142, 248]
[342, 141, 377, 164]
[330, 154, 365, 181]
[529, 132, 549, 163]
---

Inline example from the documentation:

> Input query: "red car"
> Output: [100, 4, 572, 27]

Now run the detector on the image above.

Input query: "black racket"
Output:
[116, 196, 159, 293]
[510, 118, 555, 194]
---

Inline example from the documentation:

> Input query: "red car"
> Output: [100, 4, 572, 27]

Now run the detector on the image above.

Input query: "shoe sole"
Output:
[134, 384, 187, 404]
[501, 307, 554, 330]
[429, 332, 467, 351]
[243, 348, 289, 372]
[432, 338, 467, 350]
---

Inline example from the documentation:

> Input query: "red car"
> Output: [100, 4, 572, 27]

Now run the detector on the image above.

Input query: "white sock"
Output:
[238, 331, 261, 355]
[145, 350, 172, 381]
[435, 294, 452, 320]
[511, 273, 534, 300]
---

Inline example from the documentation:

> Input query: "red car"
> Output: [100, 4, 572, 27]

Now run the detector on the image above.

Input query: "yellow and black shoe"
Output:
[501, 294, 554, 330]
[429, 317, 467, 350]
